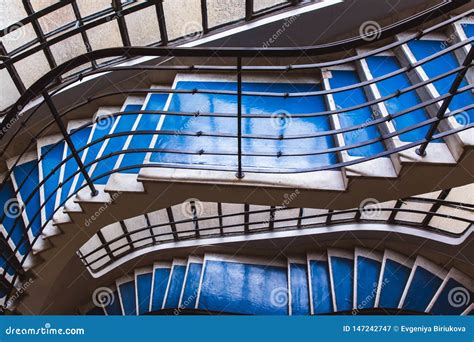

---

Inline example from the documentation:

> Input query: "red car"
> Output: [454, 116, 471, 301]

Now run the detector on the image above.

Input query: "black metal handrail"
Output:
[78, 202, 474, 272]
[0, 0, 472, 308]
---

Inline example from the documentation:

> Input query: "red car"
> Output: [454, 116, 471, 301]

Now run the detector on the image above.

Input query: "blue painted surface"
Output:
[73, 116, 117, 190]
[430, 278, 473, 315]
[41, 142, 65, 223]
[104, 290, 122, 316]
[150, 81, 338, 170]
[198, 260, 288, 315]
[59, 127, 92, 206]
[150, 267, 171, 311]
[309, 260, 333, 314]
[163, 265, 186, 309]
[119, 95, 169, 174]
[328, 70, 386, 156]
[330, 256, 353, 312]
[463, 24, 474, 38]
[12, 160, 41, 238]
[0, 255, 15, 277]
[289, 263, 310, 315]
[118, 280, 137, 315]
[136, 272, 153, 315]
[402, 266, 443, 312]
[356, 256, 381, 309]
[378, 259, 411, 308]
[365, 56, 440, 142]
[181, 262, 203, 309]
[0, 181, 29, 254]
[92, 104, 143, 184]
[407, 39, 474, 124]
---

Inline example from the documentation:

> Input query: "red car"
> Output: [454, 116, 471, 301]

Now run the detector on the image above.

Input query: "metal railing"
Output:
[0, 0, 472, 306]
[78, 196, 474, 273]
[0, 0, 308, 98]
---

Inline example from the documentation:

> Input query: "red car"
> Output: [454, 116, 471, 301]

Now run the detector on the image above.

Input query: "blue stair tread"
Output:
[402, 266, 443, 312]
[119, 96, 168, 174]
[93, 104, 143, 183]
[73, 116, 118, 190]
[330, 256, 354, 312]
[59, 127, 92, 206]
[0, 181, 29, 254]
[356, 256, 381, 309]
[150, 81, 338, 170]
[163, 264, 186, 309]
[365, 55, 440, 142]
[378, 259, 411, 308]
[289, 262, 310, 315]
[309, 259, 333, 314]
[180, 262, 203, 309]
[150, 267, 171, 312]
[103, 290, 122, 315]
[407, 39, 474, 124]
[11, 160, 42, 238]
[198, 259, 288, 315]
[118, 280, 137, 315]
[40, 142, 65, 224]
[463, 24, 473, 38]
[430, 278, 473, 315]
[136, 272, 153, 315]
[328, 70, 386, 156]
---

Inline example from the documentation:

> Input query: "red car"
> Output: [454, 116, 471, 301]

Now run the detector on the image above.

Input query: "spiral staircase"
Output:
[0, 0, 472, 315]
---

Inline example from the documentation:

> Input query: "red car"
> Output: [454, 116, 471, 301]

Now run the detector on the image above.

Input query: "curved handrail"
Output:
[0, 0, 473, 307]
[0, 1, 470, 131]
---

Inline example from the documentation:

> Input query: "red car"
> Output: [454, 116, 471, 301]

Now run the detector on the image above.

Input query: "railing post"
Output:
[416, 45, 474, 156]
[42, 91, 98, 196]
[236, 57, 244, 179]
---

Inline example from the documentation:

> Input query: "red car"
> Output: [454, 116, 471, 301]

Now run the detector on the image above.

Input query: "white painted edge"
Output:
[461, 303, 473, 316]
[425, 268, 473, 312]
[398, 256, 448, 310]
[203, 252, 287, 267]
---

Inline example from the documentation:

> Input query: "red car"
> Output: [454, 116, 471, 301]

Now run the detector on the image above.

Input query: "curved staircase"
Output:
[80, 248, 473, 316]
[0, 3, 472, 315]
